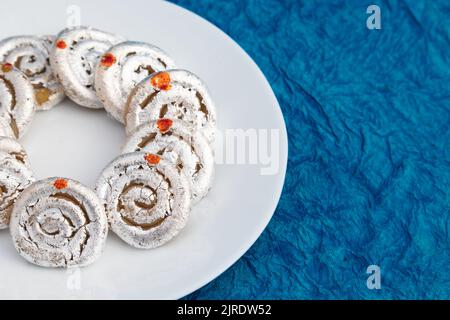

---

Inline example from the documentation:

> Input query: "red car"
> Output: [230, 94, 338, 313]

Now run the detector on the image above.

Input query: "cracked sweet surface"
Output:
[49, 26, 124, 109]
[125, 69, 217, 142]
[0, 65, 35, 138]
[0, 35, 65, 110]
[95, 152, 191, 249]
[0, 27, 218, 269]
[0, 136, 30, 164]
[9, 177, 108, 268]
[0, 138, 34, 229]
[95, 41, 175, 123]
[122, 119, 214, 204]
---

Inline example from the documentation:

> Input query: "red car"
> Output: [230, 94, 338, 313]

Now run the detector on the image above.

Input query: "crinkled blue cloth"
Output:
[170, 0, 450, 299]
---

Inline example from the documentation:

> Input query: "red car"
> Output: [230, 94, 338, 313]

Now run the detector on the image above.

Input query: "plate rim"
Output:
[162, 1, 289, 300]
[0, 0, 289, 300]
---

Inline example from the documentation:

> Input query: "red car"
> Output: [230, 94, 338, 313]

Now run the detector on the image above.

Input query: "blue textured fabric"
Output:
[170, 0, 450, 299]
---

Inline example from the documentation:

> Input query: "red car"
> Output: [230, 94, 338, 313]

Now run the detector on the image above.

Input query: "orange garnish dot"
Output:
[1, 63, 13, 73]
[56, 39, 67, 49]
[145, 154, 161, 165]
[150, 72, 171, 91]
[54, 178, 68, 190]
[100, 53, 116, 67]
[157, 119, 173, 132]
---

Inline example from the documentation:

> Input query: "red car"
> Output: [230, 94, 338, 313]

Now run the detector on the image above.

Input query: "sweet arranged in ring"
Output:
[122, 119, 214, 204]
[95, 41, 176, 123]
[0, 63, 35, 138]
[50, 26, 125, 109]
[96, 152, 191, 249]
[0, 26, 216, 268]
[10, 178, 108, 267]
[0, 35, 65, 110]
[0, 137, 34, 229]
[125, 69, 217, 142]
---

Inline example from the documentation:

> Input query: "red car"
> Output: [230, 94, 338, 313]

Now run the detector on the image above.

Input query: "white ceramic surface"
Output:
[0, 0, 288, 299]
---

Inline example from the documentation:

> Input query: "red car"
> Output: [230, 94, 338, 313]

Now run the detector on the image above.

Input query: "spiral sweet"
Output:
[0, 35, 65, 110]
[95, 41, 175, 123]
[96, 152, 191, 249]
[9, 178, 108, 267]
[0, 63, 35, 138]
[125, 70, 217, 142]
[0, 137, 34, 229]
[49, 26, 124, 109]
[0, 25, 219, 269]
[122, 119, 214, 203]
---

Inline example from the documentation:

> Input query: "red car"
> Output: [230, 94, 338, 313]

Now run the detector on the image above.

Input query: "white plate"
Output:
[0, 0, 287, 299]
